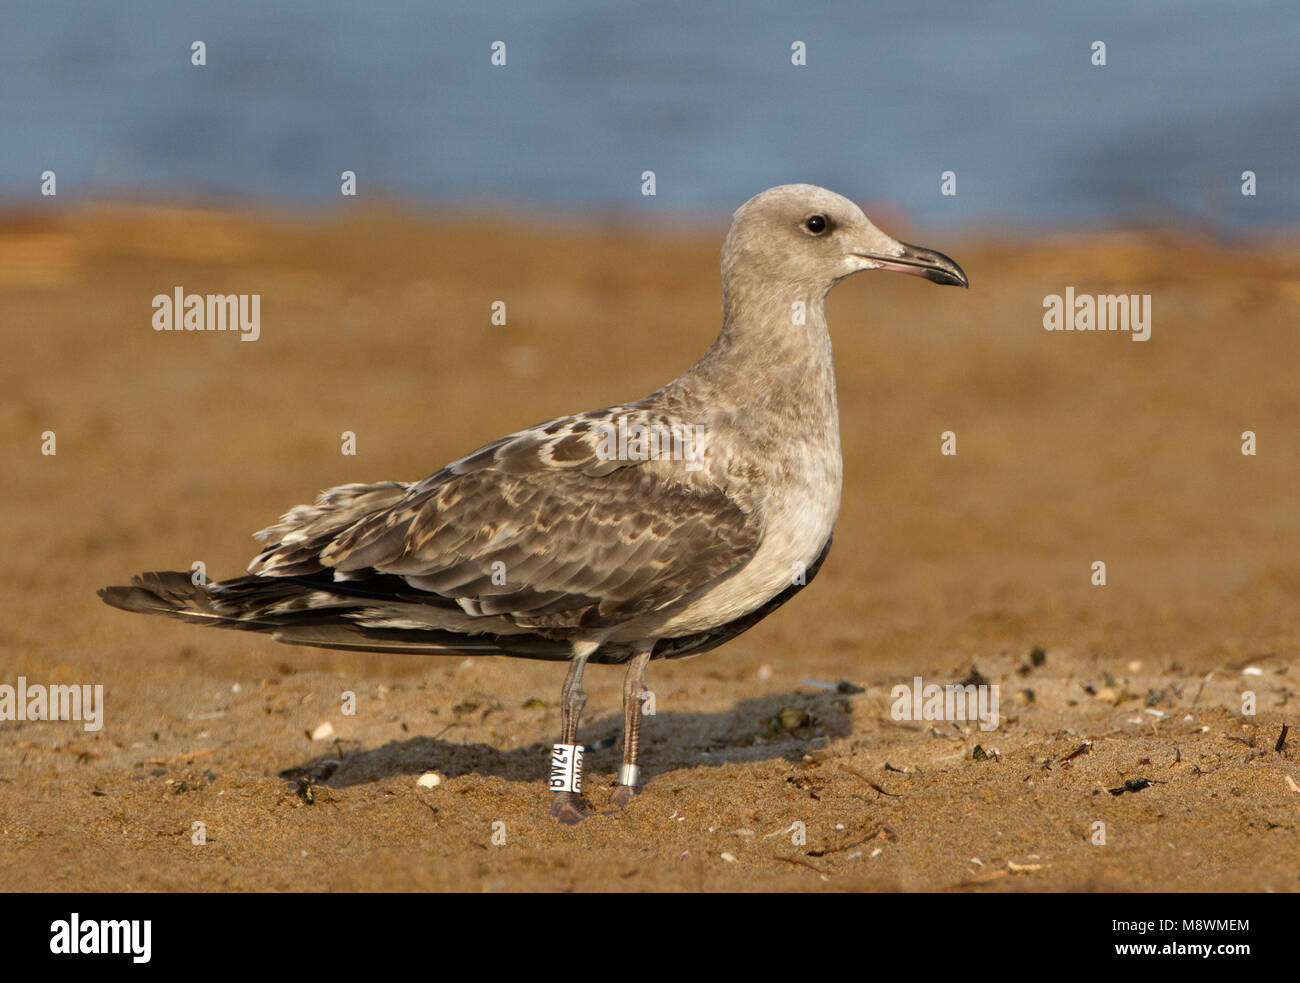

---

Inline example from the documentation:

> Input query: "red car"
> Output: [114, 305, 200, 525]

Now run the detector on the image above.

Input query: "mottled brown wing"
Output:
[252, 408, 763, 631]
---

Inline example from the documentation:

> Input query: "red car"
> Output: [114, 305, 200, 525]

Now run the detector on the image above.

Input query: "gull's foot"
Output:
[610, 783, 640, 809]
[549, 791, 591, 825]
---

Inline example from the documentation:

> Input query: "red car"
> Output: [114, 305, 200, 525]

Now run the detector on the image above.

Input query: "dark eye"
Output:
[804, 214, 828, 235]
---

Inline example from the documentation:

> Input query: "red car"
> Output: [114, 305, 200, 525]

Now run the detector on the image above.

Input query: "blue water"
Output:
[2, 1, 1296, 229]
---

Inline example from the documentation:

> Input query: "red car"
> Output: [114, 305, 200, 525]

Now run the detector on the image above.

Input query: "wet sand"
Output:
[1, 204, 1297, 891]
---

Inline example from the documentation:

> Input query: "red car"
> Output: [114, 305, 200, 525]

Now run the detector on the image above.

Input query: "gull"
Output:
[100, 184, 967, 823]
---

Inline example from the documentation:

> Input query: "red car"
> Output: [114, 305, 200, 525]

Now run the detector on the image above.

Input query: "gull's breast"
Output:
[626, 433, 843, 639]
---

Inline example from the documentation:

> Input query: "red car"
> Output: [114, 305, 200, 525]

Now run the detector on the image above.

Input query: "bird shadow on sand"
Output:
[279, 688, 855, 790]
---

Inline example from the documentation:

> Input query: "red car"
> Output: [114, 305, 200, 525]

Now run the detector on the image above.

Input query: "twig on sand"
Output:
[837, 763, 900, 796]
[774, 854, 831, 877]
[1190, 668, 1220, 709]
[816, 826, 894, 856]
[945, 859, 1050, 890]
[1061, 742, 1091, 763]
[945, 867, 1010, 890]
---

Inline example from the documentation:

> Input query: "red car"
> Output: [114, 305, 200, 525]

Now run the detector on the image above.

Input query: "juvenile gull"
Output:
[100, 184, 967, 823]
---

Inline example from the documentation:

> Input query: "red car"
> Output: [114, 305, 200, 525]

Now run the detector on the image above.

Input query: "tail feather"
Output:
[271, 621, 566, 660]
[98, 571, 284, 630]
[97, 569, 574, 659]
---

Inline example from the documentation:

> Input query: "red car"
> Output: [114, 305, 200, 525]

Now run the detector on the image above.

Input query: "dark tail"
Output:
[98, 571, 286, 630]
[97, 570, 573, 660]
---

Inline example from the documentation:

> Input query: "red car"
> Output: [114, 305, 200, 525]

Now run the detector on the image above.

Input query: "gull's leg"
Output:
[611, 643, 653, 809]
[549, 641, 594, 825]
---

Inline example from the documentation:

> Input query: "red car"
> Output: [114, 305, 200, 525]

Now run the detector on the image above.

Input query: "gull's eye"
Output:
[804, 214, 828, 235]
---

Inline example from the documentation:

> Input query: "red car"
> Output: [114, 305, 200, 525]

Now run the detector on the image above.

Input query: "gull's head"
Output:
[722, 184, 968, 296]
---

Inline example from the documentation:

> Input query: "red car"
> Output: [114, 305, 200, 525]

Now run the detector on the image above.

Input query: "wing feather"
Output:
[250, 406, 763, 633]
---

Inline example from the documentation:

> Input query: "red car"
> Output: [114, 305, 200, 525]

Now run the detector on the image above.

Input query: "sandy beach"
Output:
[1, 204, 1297, 891]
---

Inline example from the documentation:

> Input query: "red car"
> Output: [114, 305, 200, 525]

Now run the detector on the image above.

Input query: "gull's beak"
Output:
[854, 241, 969, 288]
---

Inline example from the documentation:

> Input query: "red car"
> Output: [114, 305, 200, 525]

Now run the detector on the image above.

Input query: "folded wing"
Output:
[249, 407, 764, 633]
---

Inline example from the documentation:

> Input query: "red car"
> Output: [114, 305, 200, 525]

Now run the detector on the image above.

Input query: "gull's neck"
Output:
[677, 274, 839, 429]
